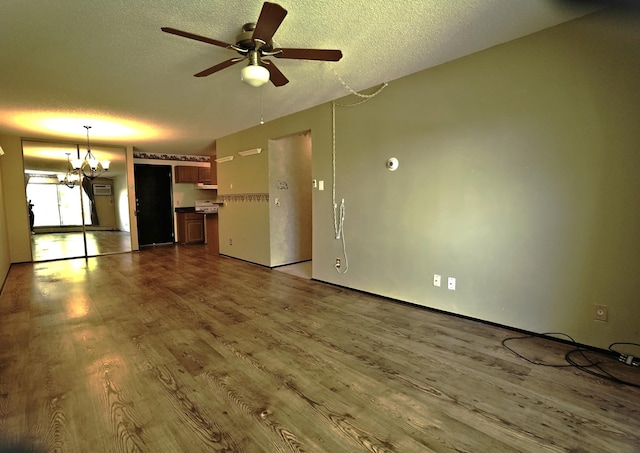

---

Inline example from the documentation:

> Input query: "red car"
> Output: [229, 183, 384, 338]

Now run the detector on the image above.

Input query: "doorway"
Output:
[268, 131, 312, 270]
[134, 164, 174, 246]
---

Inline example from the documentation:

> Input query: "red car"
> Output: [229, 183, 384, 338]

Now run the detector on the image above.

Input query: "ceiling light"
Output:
[60, 152, 80, 188]
[0, 146, 4, 156]
[241, 64, 270, 87]
[8, 111, 161, 141]
[72, 126, 110, 179]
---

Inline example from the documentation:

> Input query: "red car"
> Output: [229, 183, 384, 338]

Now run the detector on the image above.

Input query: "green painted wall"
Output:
[218, 10, 640, 349]
[0, 136, 32, 265]
[216, 105, 332, 266]
[0, 143, 10, 285]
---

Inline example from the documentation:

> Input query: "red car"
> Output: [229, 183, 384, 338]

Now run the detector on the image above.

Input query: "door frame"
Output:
[134, 163, 175, 247]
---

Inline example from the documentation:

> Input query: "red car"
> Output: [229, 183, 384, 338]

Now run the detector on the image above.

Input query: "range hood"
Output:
[197, 183, 218, 190]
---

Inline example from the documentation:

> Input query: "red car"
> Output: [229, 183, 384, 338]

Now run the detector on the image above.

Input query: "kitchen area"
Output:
[173, 161, 220, 254]
[175, 199, 219, 253]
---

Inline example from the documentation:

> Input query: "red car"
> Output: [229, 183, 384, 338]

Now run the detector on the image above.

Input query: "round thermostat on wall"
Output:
[386, 157, 399, 171]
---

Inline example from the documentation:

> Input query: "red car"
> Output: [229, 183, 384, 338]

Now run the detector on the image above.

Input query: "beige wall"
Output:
[0, 146, 10, 286]
[125, 146, 139, 250]
[114, 171, 131, 233]
[220, 130, 313, 267]
[0, 136, 32, 264]
[218, 9, 640, 349]
[217, 105, 331, 266]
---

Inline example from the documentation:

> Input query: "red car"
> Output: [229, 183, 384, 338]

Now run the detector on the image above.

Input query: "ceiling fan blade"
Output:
[275, 48, 343, 62]
[252, 2, 288, 44]
[194, 58, 243, 77]
[262, 60, 289, 87]
[161, 27, 232, 49]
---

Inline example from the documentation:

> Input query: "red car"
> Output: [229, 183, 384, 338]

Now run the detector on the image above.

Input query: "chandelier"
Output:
[60, 152, 80, 188]
[71, 126, 110, 179]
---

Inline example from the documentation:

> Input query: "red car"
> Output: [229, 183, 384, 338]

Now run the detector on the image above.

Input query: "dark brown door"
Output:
[134, 164, 174, 246]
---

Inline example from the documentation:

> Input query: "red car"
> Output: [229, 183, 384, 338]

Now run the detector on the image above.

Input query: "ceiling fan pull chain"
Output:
[260, 86, 265, 125]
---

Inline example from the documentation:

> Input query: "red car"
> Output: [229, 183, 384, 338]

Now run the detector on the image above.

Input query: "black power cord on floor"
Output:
[502, 332, 577, 368]
[502, 333, 640, 388]
[609, 342, 640, 367]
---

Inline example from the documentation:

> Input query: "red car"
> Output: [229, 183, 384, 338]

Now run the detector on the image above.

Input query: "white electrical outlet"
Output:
[448, 277, 456, 290]
[433, 274, 441, 287]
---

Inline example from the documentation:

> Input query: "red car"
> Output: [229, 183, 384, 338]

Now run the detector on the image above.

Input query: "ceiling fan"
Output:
[162, 1, 343, 87]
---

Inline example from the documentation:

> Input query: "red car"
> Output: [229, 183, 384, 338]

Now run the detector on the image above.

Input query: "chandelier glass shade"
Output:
[60, 152, 80, 188]
[71, 126, 110, 179]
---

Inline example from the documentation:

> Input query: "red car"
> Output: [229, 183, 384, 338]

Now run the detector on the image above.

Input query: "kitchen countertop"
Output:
[175, 207, 196, 213]
[175, 207, 217, 215]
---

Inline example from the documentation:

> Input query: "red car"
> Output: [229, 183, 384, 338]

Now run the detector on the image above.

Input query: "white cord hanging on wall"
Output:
[330, 66, 389, 274]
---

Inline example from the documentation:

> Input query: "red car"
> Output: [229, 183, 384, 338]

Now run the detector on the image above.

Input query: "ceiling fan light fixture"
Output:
[241, 64, 270, 87]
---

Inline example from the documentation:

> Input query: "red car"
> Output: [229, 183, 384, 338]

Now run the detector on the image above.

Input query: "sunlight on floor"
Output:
[31, 231, 132, 261]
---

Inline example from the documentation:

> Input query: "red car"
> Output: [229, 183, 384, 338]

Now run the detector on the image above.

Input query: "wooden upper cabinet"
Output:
[198, 166, 211, 184]
[175, 166, 199, 183]
[175, 164, 216, 184]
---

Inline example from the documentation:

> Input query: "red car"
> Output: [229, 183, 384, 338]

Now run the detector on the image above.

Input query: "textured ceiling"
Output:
[1, 0, 601, 157]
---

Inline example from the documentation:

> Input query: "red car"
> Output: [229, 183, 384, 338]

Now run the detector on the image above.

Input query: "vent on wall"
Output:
[93, 184, 112, 196]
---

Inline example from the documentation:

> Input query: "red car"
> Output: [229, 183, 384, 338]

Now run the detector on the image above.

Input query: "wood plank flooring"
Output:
[0, 245, 639, 452]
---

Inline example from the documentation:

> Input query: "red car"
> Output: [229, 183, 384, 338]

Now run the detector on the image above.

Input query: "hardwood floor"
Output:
[0, 246, 639, 452]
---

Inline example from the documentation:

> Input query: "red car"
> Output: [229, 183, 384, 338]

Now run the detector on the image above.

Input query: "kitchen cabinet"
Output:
[176, 212, 204, 244]
[175, 165, 215, 185]
[198, 166, 212, 184]
[175, 166, 199, 183]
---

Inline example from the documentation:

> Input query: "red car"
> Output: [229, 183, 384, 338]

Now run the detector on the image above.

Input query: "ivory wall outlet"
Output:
[448, 277, 456, 290]
[594, 304, 608, 322]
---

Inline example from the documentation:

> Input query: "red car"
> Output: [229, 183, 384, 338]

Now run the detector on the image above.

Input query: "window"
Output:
[26, 178, 91, 227]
